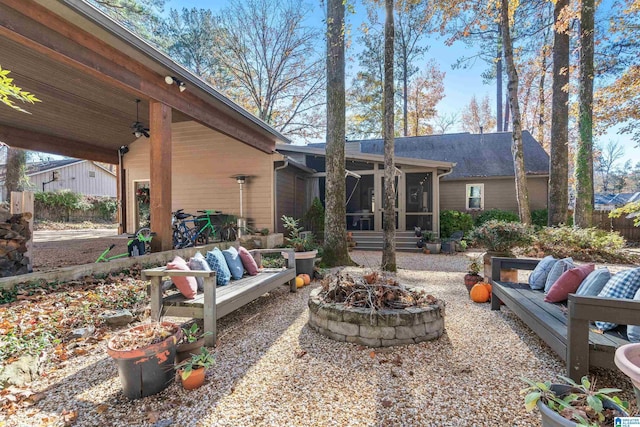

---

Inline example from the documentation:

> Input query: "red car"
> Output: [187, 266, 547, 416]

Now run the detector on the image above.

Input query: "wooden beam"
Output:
[0, 125, 117, 163]
[149, 101, 172, 252]
[0, 1, 275, 154]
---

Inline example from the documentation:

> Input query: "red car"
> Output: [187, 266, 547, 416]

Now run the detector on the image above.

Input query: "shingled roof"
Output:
[326, 131, 549, 180]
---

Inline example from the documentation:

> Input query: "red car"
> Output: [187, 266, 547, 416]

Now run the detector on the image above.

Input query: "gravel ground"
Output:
[2, 250, 637, 427]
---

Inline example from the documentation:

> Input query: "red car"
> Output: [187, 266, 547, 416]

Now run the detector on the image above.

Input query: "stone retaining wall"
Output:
[308, 288, 445, 347]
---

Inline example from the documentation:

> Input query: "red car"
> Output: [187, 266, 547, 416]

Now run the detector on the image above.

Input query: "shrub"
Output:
[531, 209, 548, 228]
[35, 190, 117, 221]
[439, 210, 474, 238]
[534, 225, 634, 263]
[474, 209, 520, 226]
[304, 197, 325, 238]
[469, 220, 533, 254]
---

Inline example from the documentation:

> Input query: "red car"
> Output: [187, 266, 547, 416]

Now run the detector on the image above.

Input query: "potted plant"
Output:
[177, 347, 216, 390]
[422, 231, 441, 254]
[469, 220, 533, 282]
[522, 376, 629, 426]
[281, 215, 318, 276]
[107, 321, 181, 399]
[176, 323, 212, 363]
[464, 256, 483, 293]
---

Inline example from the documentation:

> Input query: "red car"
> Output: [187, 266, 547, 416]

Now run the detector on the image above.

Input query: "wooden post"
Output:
[10, 191, 34, 272]
[149, 100, 172, 252]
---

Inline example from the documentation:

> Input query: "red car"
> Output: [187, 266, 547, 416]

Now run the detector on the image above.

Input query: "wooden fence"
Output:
[593, 210, 640, 241]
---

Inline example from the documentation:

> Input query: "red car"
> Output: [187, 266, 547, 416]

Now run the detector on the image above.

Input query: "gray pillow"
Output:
[543, 257, 574, 293]
[628, 287, 640, 343]
[528, 256, 558, 290]
[188, 251, 211, 292]
[576, 268, 611, 297]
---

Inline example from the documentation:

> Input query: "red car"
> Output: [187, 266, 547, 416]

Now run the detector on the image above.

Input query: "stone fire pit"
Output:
[308, 287, 445, 348]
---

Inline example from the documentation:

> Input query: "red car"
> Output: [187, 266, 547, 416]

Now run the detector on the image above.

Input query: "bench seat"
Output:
[489, 257, 639, 380]
[142, 249, 297, 346]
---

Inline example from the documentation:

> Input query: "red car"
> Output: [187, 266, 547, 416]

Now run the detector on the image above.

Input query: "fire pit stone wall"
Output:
[308, 288, 445, 347]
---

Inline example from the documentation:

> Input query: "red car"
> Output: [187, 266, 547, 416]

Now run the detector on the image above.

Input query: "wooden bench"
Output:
[142, 249, 297, 347]
[489, 257, 640, 380]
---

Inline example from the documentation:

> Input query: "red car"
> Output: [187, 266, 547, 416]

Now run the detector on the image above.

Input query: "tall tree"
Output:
[496, 24, 503, 132]
[323, 0, 352, 267]
[91, 0, 167, 48]
[405, 64, 445, 135]
[574, 0, 595, 227]
[5, 148, 27, 196]
[382, 0, 396, 272]
[595, 140, 624, 192]
[213, 0, 325, 140]
[432, 112, 458, 134]
[393, 0, 433, 136]
[548, 0, 570, 226]
[460, 94, 496, 133]
[162, 8, 221, 82]
[501, 0, 531, 224]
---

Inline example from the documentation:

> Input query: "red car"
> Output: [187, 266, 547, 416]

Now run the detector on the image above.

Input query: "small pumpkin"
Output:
[295, 276, 305, 288]
[297, 273, 311, 286]
[470, 283, 490, 303]
[482, 282, 492, 295]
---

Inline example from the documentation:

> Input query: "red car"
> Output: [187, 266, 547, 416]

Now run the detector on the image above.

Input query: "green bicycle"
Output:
[95, 227, 155, 262]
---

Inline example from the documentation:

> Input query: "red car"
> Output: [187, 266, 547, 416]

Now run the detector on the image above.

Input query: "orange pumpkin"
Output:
[298, 274, 311, 286]
[470, 283, 490, 303]
[482, 282, 492, 295]
[295, 276, 305, 288]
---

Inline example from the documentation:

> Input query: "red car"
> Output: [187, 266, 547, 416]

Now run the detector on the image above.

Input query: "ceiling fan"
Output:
[131, 99, 149, 138]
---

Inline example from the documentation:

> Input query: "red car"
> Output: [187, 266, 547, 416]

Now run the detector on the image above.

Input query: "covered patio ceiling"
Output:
[0, 0, 288, 164]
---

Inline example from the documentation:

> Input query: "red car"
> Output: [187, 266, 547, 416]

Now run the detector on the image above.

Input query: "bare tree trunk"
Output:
[501, 0, 531, 224]
[503, 91, 510, 132]
[496, 24, 503, 132]
[548, 0, 569, 226]
[322, 0, 352, 267]
[537, 44, 547, 147]
[403, 45, 408, 137]
[6, 148, 27, 196]
[574, 0, 594, 227]
[382, 0, 396, 272]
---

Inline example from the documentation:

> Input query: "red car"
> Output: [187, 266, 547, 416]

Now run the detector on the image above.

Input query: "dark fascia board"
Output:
[276, 144, 456, 170]
[46, 0, 291, 144]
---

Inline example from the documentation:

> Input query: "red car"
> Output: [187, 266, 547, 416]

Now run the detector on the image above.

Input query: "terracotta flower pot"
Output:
[179, 366, 206, 390]
[464, 273, 483, 294]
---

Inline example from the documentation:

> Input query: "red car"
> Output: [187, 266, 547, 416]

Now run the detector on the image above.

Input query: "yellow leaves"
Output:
[0, 66, 41, 114]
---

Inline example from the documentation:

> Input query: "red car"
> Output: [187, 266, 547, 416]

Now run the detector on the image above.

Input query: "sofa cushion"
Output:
[627, 287, 640, 343]
[528, 256, 558, 290]
[188, 251, 211, 292]
[544, 257, 574, 293]
[238, 246, 259, 276]
[595, 267, 640, 331]
[205, 248, 231, 286]
[544, 263, 595, 303]
[576, 268, 611, 297]
[166, 256, 197, 299]
[222, 246, 244, 280]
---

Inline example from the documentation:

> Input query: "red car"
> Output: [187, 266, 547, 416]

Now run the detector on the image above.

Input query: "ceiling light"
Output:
[165, 75, 186, 92]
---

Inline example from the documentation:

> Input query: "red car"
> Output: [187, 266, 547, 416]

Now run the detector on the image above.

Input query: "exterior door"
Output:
[376, 175, 400, 231]
[404, 172, 433, 232]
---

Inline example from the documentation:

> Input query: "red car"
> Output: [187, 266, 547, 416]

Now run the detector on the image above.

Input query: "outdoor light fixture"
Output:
[235, 175, 247, 185]
[165, 75, 186, 92]
[131, 99, 150, 138]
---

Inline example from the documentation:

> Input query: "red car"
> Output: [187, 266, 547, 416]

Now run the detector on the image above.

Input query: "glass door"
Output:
[405, 172, 433, 232]
[134, 180, 150, 229]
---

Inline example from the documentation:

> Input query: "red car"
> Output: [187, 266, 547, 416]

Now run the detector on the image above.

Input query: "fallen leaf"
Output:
[147, 410, 160, 423]
[61, 409, 77, 426]
[295, 350, 307, 358]
[381, 398, 393, 408]
[95, 404, 108, 414]
[369, 351, 376, 359]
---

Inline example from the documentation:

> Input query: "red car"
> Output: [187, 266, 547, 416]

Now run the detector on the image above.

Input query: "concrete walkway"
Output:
[33, 228, 121, 242]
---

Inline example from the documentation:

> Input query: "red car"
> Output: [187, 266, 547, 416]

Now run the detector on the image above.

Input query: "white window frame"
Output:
[466, 183, 484, 210]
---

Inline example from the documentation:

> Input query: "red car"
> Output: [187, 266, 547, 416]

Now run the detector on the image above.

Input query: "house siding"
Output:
[440, 176, 548, 213]
[123, 121, 274, 233]
[26, 161, 116, 197]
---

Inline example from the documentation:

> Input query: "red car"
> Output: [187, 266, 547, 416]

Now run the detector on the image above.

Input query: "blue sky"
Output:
[166, 0, 640, 167]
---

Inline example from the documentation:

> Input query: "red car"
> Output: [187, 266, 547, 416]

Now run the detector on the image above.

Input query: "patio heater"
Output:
[234, 175, 248, 238]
